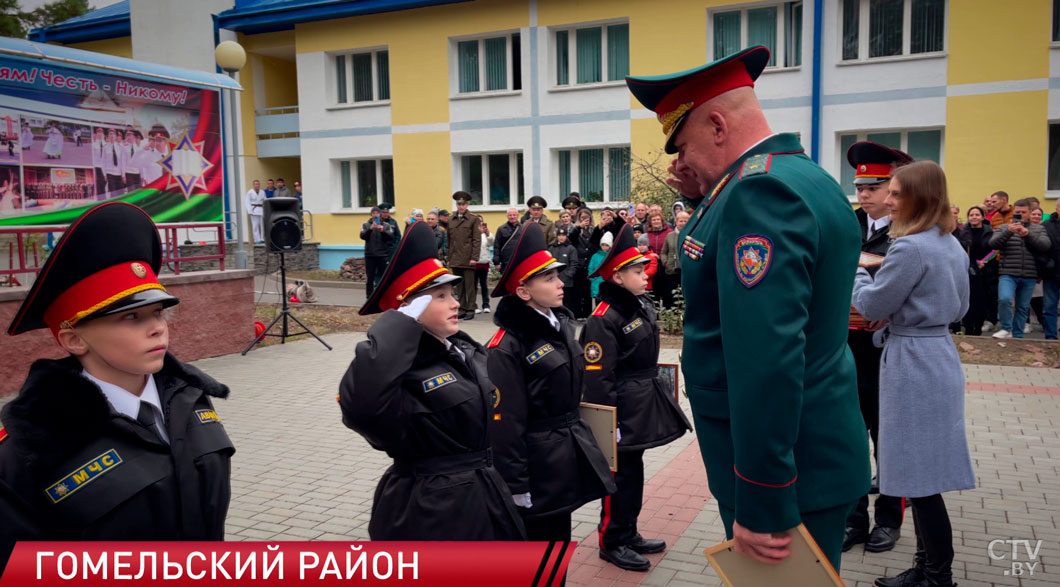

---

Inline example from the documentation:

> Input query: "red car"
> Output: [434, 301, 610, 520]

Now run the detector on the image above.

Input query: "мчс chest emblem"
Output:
[526, 344, 555, 364]
[623, 318, 644, 334]
[584, 342, 603, 364]
[196, 409, 221, 424]
[422, 372, 457, 393]
[734, 235, 773, 288]
[45, 449, 123, 504]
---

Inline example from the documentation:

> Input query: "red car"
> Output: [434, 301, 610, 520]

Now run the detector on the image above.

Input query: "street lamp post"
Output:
[215, 40, 248, 270]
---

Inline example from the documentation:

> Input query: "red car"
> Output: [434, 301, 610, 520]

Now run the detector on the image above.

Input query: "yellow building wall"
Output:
[947, 0, 1050, 85]
[945, 91, 1049, 209]
[65, 36, 133, 58]
[260, 56, 299, 108]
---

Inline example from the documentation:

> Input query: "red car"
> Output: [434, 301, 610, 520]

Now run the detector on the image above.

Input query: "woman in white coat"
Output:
[852, 161, 974, 587]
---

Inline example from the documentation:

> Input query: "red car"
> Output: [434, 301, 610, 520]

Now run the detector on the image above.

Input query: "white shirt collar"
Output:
[442, 337, 465, 360]
[868, 215, 891, 235]
[532, 306, 561, 330]
[82, 370, 164, 423]
[737, 133, 777, 161]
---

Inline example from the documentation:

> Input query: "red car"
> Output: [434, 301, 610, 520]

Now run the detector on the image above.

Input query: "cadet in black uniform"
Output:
[580, 224, 691, 572]
[486, 222, 615, 547]
[0, 202, 234, 572]
[843, 142, 913, 555]
[339, 221, 525, 541]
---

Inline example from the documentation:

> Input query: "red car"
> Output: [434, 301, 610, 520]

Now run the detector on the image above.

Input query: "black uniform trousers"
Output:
[475, 266, 490, 309]
[599, 449, 644, 549]
[847, 331, 905, 531]
[364, 255, 388, 299]
[572, 268, 591, 319]
[95, 167, 106, 194]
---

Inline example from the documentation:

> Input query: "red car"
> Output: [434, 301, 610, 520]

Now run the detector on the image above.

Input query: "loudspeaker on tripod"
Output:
[264, 197, 302, 252]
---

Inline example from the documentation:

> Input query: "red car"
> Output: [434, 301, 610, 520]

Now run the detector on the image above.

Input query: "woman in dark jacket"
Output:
[486, 223, 615, 551]
[959, 205, 997, 336]
[568, 208, 596, 319]
[339, 221, 525, 541]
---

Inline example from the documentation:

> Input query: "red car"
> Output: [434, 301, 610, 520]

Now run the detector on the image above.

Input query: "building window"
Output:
[842, 0, 944, 61]
[837, 129, 942, 194]
[455, 33, 522, 94]
[554, 22, 629, 86]
[458, 152, 524, 205]
[557, 146, 631, 203]
[1048, 123, 1060, 191]
[711, 2, 803, 68]
[334, 49, 390, 105]
[339, 158, 394, 208]
[1053, 0, 1059, 43]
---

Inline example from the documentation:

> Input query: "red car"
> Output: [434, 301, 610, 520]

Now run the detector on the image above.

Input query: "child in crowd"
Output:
[587, 231, 612, 306]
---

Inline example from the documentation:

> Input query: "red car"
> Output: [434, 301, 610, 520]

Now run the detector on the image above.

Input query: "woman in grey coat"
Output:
[852, 162, 974, 587]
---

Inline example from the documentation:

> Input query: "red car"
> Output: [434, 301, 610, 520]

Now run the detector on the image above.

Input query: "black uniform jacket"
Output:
[856, 208, 892, 267]
[0, 354, 234, 571]
[486, 298, 615, 520]
[580, 281, 691, 451]
[849, 209, 892, 385]
[339, 311, 526, 541]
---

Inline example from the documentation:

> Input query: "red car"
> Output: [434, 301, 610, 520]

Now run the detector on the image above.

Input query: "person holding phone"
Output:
[988, 198, 1050, 339]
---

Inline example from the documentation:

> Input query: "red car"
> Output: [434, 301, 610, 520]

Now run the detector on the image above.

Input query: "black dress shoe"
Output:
[866, 526, 900, 553]
[869, 474, 880, 495]
[874, 567, 924, 587]
[842, 526, 868, 552]
[599, 545, 650, 571]
[627, 534, 666, 554]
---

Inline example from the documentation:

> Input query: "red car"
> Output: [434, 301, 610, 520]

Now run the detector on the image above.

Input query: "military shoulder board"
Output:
[592, 302, 611, 317]
[487, 329, 507, 349]
[739, 154, 772, 179]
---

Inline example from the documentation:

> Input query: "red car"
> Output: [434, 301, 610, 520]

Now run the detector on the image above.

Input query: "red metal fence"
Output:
[0, 222, 226, 286]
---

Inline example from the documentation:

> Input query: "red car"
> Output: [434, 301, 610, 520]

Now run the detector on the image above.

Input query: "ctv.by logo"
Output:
[988, 539, 1043, 577]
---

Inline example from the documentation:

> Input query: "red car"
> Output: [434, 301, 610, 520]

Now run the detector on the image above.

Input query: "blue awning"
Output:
[28, 0, 131, 44]
[217, 0, 472, 35]
[0, 36, 242, 91]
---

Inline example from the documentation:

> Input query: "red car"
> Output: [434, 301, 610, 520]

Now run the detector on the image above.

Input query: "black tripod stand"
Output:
[243, 252, 332, 354]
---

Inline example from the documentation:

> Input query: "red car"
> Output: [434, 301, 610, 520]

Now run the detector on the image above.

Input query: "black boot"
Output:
[874, 504, 926, 587]
[842, 526, 868, 552]
[914, 495, 954, 587]
[627, 534, 666, 554]
[599, 545, 650, 571]
[866, 526, 900, 552]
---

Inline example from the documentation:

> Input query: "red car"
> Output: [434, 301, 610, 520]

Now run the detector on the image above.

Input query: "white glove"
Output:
[397, 294, 432, 321]
[512, 492, 533, 508]
[616, 428, 622, 443]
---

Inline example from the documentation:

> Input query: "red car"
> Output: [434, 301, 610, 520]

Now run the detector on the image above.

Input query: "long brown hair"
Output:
[888, 161, 955, 238]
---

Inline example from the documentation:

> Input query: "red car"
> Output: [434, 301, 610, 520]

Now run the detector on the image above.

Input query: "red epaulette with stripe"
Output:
[486, 329, 507, 348]
[592, 302, 611, 317]
[0, 428, 7, 445]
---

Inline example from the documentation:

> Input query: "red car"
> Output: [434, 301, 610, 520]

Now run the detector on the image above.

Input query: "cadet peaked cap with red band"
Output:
[359, 220, 461, 315]
[589, 224, 647, 282]
[8, 201, 179, 336]
[491, 222, 564, 298]
[846, 141, 914, 185]
[626, 45, 771, 155]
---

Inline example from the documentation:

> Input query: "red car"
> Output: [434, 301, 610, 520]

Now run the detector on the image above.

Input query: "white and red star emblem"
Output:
[584, 342, 603, 363]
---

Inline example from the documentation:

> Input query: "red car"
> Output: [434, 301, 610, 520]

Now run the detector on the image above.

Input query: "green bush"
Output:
[657, 285, 684, 335]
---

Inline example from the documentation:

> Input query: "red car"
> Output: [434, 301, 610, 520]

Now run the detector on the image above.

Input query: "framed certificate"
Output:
[578, 402, 617, 472]
[658, 363, 680, 403]
[704, 524, 844, 587]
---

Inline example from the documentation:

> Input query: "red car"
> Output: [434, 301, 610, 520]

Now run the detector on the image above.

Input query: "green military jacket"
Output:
[679, 133, 870, 534]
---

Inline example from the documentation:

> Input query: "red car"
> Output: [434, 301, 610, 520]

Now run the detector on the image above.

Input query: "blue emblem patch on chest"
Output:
[734, 235, 773, 288]
[422, 372, 457, 393]
[46, 449, 123, 504]
[526, 344, 555, 364]
[623, 318, 644, 334]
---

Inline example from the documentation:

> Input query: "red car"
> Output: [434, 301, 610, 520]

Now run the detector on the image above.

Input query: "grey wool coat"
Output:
[851, 227, 976, 498]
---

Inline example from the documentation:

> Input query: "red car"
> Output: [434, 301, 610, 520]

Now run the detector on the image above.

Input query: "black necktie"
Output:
[137, 401, 164, 443]
[112, 145, 118, 166]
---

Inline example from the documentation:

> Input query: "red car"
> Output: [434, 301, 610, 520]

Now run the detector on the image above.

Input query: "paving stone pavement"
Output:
[2, 317, 1057, 586]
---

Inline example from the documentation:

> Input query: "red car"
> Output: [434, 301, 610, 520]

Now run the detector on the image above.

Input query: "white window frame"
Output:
[456, 151, 524, 209]
[707, 1, 804, 71]
[556, 145, 631, 204]
[1047, 121, 1060, 199]
[450, 32, 521, 98]
[839, 0, 948, 63]
[329, 47, 390, 108]
[338, 157, 394, 211]
[836, 128, 944, 200]
[550, 20, 630, 90]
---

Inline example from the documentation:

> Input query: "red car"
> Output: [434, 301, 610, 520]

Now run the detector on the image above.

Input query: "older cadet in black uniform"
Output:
[486, 223, 615, 549]
[0, 202, 234, 572]
[339, 221, 525, 541]
[580, 224, 691, 572]
[844, 142, 913, 556]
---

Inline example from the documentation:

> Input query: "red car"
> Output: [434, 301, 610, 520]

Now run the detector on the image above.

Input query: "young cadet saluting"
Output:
[580, 224, 691, 572]
[486, 223, 615, 547]
[339, 221, 525, 541]
[0, 202, 234, 571]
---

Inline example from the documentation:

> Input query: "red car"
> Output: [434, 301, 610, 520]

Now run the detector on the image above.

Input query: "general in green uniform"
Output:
[626, 46, 870, 571]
